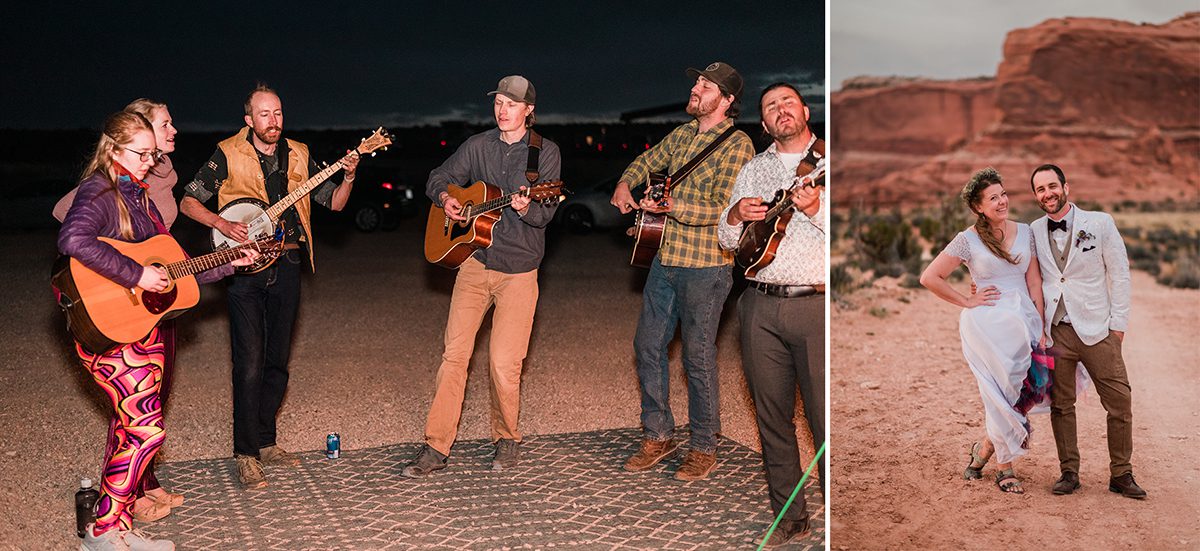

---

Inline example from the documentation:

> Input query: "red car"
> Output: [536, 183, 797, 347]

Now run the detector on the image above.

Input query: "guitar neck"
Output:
[464, 188, 530, 219]
[264, 159, 346, 220]
[164, 241, 268, 279]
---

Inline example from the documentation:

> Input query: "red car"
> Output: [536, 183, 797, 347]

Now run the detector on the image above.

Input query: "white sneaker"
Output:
[123, 528, 174, 551]
[80, 525, 129, 551]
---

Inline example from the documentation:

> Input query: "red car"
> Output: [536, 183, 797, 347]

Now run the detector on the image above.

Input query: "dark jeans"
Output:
[634, 257, 732, 454]
[227, 251, 302, 457]
[738, 289, 825, 521]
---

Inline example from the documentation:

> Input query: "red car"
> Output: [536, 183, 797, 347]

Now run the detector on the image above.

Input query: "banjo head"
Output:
[212, 198, 278, 273]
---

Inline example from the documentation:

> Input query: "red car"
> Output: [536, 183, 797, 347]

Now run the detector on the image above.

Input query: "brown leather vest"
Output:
[216, 127, 317, 271]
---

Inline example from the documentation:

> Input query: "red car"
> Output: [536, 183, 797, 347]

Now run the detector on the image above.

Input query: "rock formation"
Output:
[832, 12, 1200, 210]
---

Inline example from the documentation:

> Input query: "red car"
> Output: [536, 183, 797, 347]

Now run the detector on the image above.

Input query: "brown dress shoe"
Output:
[673, 449, 717, 481]
[758, 517, 811, 548]
[1052, 471, 1080, 495]
[1108, 472, 1147, 499]
[623, 438, 679, 472]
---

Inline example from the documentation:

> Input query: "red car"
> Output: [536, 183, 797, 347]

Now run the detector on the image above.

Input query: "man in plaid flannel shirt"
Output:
[610, 62, 755, 481]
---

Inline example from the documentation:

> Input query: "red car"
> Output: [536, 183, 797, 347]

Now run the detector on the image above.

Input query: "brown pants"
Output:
[423, 257, 539, 456]
[1049, 324, 1133, 477]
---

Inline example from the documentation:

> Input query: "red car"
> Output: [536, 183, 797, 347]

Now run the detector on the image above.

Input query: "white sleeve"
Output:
[944, 231, 971, 263]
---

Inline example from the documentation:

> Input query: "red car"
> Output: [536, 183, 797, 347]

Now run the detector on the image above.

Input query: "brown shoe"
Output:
[260, 445, 301, 468]
[145, 487, 185, 508]
[1108, 472, 1147, 499]
[235, 454, 268, 490]
[623, 438, 679, 472]
[131, 495, 171, 523]
[673, 449, 718, 481]
[758, 517, 811, 548]
[1052, 471, 1080, 495]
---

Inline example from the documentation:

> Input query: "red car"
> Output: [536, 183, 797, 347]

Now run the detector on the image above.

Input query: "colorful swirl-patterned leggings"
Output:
[77, 326, 166, 534]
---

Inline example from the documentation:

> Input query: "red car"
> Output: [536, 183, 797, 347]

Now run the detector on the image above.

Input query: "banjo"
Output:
[211, 127, 392, 272]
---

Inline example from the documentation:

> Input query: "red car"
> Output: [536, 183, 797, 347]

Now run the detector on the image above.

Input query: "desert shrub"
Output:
[900, 273, 922, 288]
[1157, 255, 1200, 289]
[830, 262, 856, 297]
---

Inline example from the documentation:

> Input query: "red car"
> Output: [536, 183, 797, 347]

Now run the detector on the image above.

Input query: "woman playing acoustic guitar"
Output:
[58, 111, 257, 551]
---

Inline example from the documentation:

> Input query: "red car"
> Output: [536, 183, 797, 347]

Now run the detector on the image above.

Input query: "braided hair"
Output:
[961, 167, 1019, 265]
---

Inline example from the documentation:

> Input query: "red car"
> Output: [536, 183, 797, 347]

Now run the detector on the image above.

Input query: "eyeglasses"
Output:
[121, 146, 162, 162]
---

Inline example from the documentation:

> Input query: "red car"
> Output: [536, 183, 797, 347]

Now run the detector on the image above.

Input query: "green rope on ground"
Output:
[755, 441, 826, 551]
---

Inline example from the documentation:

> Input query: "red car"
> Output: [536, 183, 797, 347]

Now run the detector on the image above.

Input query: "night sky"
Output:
[1, 1, 824, 130]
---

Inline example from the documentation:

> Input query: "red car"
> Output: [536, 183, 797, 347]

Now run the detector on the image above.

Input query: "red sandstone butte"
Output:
[832, 13, 1200, 210]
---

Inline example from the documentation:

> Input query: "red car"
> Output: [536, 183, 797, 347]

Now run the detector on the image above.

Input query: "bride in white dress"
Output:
[920, 167, 1050, 493]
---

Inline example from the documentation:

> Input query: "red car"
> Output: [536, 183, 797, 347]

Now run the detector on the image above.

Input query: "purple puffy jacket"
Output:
[57, 171, 232, 288]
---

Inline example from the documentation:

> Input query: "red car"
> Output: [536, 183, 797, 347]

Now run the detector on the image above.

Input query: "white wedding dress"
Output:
[945, 223, 1047, 464]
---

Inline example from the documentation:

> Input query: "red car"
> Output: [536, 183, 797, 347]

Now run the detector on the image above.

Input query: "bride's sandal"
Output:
[963, 442, 988, 480]
[995, 468, 1024, 494]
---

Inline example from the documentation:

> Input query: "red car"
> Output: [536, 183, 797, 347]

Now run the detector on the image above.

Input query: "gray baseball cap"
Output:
[486, 75, 536, 105]
[686, 61, 743, 99]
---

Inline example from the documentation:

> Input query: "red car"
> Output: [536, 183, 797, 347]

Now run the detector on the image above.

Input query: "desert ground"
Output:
[830, 272, 1200, 550]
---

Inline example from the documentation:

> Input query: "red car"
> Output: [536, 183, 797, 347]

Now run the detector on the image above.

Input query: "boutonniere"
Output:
[1074, 229, 1095, 248]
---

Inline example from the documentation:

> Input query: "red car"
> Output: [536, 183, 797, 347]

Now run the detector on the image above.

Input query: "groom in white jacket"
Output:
[1030, 164, 1145, 499]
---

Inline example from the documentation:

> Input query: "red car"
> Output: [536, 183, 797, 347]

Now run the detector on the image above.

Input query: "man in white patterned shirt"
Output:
[718, 82, 824, 547]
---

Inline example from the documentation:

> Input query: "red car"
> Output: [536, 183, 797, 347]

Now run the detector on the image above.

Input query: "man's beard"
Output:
[254, 126, 282, 144]
[768, 116, 804, 143]
[685, 94, 719, 117]
[1039, 192, 1067, 214]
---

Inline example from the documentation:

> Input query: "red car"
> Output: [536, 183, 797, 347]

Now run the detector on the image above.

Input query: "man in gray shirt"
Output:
[403, 75, 561, 477]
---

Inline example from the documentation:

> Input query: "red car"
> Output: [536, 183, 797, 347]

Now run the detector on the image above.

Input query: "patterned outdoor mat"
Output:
[146, 427, 824, 550]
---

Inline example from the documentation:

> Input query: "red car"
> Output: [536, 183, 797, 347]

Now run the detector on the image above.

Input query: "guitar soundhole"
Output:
[142, 286, 177, 314]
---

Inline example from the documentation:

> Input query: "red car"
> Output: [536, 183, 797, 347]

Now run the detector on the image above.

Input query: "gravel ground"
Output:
[0, 219, 819, 550]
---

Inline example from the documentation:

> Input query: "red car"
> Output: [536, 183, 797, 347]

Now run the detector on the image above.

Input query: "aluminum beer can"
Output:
[326, 433, 340, 459]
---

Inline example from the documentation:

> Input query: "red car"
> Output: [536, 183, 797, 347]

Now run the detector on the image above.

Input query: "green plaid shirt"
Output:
[621, 119, 755, 268]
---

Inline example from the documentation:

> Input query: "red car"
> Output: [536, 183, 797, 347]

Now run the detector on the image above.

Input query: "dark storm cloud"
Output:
[0, 1, 824, 130]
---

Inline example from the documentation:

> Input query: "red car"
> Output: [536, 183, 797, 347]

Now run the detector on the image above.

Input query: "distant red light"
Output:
[622, 143, 628, 149]
[381, 182, 393, 190]
[440, 140, 447, 146]
[597, 143, 604, 152]
[644, 143, 650, 150]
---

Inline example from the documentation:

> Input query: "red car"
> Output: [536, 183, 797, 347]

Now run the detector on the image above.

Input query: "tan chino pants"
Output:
[423, 257, 539, 456]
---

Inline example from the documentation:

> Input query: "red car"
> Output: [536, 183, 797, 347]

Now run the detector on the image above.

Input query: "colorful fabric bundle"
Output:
[1014, 344, 1055, 416]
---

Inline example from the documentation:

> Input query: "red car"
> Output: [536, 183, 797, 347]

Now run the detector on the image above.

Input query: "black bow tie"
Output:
[1048, 219, 1068, 232]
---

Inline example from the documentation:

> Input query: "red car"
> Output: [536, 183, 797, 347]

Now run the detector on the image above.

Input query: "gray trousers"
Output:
[738, 289, 825, 522]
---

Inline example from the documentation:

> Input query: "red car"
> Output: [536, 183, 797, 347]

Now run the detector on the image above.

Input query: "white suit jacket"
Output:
[1032, 204, 1131, 346]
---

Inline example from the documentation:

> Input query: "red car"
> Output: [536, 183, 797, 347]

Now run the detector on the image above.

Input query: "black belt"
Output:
[750, 281, 825, 298]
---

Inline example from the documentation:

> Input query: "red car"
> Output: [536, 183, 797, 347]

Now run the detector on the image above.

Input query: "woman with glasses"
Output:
[59, 111, 256, 551]
[55, 99, 186, 524]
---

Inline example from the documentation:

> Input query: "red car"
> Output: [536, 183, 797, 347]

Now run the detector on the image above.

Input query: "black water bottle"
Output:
[74, 478, 99, 538]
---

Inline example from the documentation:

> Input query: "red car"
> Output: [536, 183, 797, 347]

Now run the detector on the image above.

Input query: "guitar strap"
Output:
[525, 130, 543, 184]
[665, 125, 739, 192]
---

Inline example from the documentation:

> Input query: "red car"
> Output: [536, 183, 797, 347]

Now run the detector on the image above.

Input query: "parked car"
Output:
[552, 176, 635, 233]
[343, 167, 419, 232]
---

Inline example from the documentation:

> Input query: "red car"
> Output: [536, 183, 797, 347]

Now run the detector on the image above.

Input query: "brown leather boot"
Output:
[674, 449, 718, 481]
[623, 438, 679, 472]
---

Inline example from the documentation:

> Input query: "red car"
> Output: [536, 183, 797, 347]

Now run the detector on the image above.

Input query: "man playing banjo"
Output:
[180, 83, 358, 490]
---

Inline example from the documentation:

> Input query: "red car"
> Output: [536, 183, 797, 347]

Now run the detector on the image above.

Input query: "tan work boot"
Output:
[235, 454, 268, 490]
[673, 449, 717, 481]
[623, 438, 679, 472]
[260, 445, 301, 468]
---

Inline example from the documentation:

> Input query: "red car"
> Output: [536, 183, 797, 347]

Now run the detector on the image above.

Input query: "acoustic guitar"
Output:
[424, 180, 565, 269]
[211, 127, 392, 273]
[735, 139, 826, 277]
[629, 173, 670, 268]
[52, 234, 283, 353]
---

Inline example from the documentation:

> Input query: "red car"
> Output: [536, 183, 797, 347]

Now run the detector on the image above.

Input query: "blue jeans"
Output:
[634, 257, 732, 453]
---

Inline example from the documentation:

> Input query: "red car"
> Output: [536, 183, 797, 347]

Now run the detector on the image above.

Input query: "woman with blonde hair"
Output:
[55, 99, 183, 523]
[59, 111, 255, 550]
[920, 167, 1052, 493]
